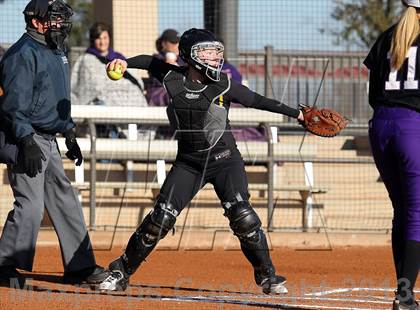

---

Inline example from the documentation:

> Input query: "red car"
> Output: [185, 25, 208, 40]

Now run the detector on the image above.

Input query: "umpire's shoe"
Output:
[255, 266, 288, 294]
[393, 299, 419, 310]
[0, 265, 26, 288]
[63, 265, 110, 284]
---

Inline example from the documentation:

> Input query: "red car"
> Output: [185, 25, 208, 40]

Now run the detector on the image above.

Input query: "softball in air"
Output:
[107, 65, 123, 80]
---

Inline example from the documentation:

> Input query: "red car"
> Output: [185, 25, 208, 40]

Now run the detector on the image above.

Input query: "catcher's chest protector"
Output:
[163, 70, 231, 151]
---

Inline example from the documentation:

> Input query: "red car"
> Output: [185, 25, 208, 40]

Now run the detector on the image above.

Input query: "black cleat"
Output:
[259, 275, 288, 294]
[63, 265, 110, 284]
[254, 266, 288, 294]
[393, 299, 419, 310]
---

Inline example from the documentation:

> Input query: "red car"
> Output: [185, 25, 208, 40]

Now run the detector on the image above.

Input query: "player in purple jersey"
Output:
[364, 1, 420, 309]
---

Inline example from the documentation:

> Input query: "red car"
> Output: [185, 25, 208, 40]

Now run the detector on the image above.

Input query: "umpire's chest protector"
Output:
[163, 71, 230, 152]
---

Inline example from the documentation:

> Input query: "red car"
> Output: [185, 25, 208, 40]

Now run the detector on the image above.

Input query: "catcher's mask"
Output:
[179, 28, 224, 82]
[23, 0, 73, 51]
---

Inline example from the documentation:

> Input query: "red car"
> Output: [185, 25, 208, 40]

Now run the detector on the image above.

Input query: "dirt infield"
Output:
[0, 246, 413, 309]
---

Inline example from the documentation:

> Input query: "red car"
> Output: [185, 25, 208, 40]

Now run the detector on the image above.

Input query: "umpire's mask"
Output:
[24, 0, 73, 52]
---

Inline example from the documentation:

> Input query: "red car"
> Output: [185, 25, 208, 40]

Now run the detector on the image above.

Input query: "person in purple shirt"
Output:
[86, 23, 125, 61]
[146, 29, 183, 107]
[222, 61, 243, 83]
[71, 22, 147, 138]
[220, 39, 266, 141]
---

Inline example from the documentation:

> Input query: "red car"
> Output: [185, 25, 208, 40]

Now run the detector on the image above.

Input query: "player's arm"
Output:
[107, 55, 184, 82]
[0, 51, 36, 140]
[226, 79, 303, 121]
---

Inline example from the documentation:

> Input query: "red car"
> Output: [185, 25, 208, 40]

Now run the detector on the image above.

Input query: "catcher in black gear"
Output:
[99, 28, 336, 294]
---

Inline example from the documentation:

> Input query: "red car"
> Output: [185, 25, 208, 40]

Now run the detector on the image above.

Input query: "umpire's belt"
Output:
[35, 130, 56, 141]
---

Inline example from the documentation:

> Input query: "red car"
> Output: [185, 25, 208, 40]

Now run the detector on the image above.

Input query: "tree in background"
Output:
[67, 0, 94, 47]
[330, 0, 401, 49]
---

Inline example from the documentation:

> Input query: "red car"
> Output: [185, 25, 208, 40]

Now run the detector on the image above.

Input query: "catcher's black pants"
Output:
[120, 146, 276, 280]
[159, 147, 250, 213]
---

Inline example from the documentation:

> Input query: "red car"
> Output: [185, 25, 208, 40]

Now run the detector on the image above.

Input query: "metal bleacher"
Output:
[61, 105, 325, 231]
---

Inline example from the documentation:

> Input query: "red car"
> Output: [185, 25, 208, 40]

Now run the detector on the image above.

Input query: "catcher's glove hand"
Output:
[299, 104, 349, 137]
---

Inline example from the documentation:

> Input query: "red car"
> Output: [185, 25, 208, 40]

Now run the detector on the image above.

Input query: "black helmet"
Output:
[23, 0, 73, 51]
[179, 28, 224, 81]
[23, 0, 50, 20]
[23, 0, 73, 33]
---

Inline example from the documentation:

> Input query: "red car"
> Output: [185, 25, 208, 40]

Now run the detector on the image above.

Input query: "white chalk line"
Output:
[155, 286, 403, 309]
[132, 285, 399, 308]
[209, 294, 391, 304]
[21, 282, 393, 310]
[158, 295, 382, 310]
[306, 287, 420, 297]
[226, 295, 393, 304]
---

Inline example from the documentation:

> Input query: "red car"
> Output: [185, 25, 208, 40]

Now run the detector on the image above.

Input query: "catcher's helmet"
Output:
[179, 28, 224, 81]
[403, 0, 420, 8]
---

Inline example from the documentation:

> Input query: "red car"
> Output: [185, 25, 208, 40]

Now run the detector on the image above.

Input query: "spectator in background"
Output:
[145, 29, 184, 139]
[72, 22, 147, 108]
[219, 38, 266, 141]
[221, 55, 242, 84]
[71, 22, 148, 138]
[145, 29, 184, 107]
[0, 45, 5, 61]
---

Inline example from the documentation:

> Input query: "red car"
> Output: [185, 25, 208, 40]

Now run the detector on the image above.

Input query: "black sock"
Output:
[397, 240, 420, 304]
[392, 229, 404, 280]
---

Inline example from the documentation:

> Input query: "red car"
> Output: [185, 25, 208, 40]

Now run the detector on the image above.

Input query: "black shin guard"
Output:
[397, 240, 420, 304]
[223, 197, 276, 285]
[239, 229, 276, 285]
[240, 229, 272, 267]
[121, 219, 160, 275]
[114, 199, 178, 276]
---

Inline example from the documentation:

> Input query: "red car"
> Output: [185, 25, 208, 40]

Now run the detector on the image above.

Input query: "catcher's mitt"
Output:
[299, 105, 349, 137]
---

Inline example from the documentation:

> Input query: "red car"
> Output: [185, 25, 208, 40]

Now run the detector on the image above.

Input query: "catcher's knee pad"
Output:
[141, 197, 178, 244]
[223, 196, 262, 239]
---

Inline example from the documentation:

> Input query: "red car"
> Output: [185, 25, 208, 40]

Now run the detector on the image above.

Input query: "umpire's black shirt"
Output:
[0, 30, 75, 142]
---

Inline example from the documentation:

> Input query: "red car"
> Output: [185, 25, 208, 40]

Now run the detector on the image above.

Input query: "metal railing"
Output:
[237, 48, 370, 123]
[7, 45, 372, 124]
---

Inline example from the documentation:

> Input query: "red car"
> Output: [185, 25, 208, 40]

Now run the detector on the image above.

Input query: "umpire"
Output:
[0, 0, 108, 286]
